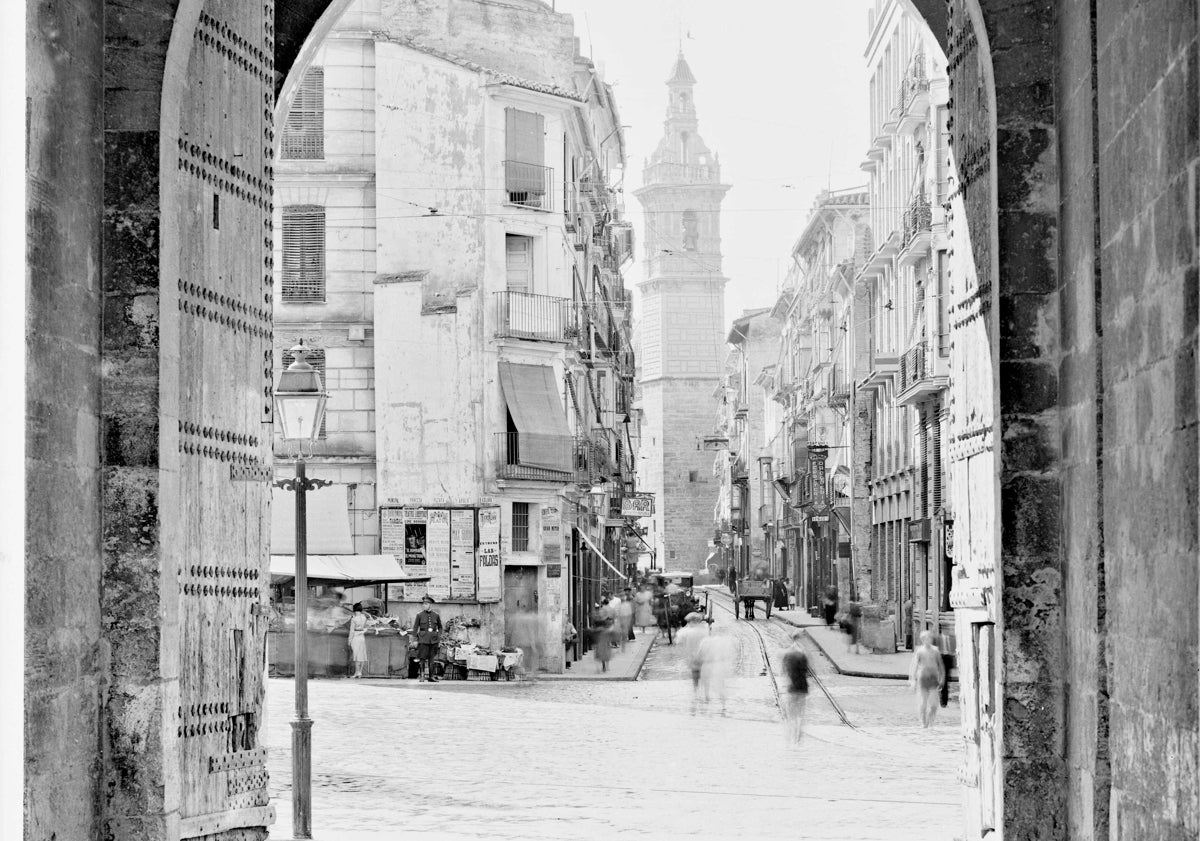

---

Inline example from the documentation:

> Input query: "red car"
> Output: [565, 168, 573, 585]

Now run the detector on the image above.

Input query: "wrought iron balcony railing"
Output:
[495, 432, 573, 482]
[504, 160, 554, 211]
[899, 342, 928, 394]
[902, 194, 933, 250]
[493, 291, 571, 343]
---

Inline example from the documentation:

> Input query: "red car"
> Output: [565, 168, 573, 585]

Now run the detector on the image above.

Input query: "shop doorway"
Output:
[503, 566, 538, 647]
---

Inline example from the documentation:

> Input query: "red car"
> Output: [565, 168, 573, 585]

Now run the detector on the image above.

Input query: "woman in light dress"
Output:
[633, 585, 655, 633]
[347, 602, 369, 678]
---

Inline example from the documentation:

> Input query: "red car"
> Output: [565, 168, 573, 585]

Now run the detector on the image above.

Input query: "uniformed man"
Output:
[412, 595, 442, 682]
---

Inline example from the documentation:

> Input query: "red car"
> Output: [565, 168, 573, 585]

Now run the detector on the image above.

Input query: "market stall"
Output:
[268, 554, 430, 678]
[268, 555, 522, 680]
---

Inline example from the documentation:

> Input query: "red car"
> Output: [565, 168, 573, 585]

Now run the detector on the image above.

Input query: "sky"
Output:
[552, 0, 875, 323]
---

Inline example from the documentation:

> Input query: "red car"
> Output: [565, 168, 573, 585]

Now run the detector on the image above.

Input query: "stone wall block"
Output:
[1000, 359, 1058, 414]
[1001, 415, 1056, 473]
[1004, 757, 1067, 838]
[1000, 474, 1060, 557]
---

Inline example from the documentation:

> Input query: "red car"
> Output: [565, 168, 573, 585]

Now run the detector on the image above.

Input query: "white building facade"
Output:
[272, 0, 636, 673]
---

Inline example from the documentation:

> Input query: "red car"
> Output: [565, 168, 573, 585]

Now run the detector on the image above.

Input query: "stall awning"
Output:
[575, 526, 627, 580]
[270, 554, 432, 586]
[704, 551, 717, 565]
[271, 484, 354, 554]
[499, 361, 572, 471]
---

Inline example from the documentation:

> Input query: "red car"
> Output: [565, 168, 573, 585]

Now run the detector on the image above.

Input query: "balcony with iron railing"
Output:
[495, 432, 574, 482]
[898, 55, 931, 133]
[860, 343, 901, 392]
[828, 362, 852, 408]
[493, 291, 572, 343]
[898, 193, 934, 266]
[504, 160, 554, 211]
[896, 340, 949, 406]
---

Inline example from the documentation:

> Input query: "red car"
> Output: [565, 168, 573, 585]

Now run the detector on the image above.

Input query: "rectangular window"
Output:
[280, 348, 327, 438]
[688, 470, 699, 483]
[512, 502, 530, 552]
[505, 234, 533, 292]
[282, 67, 325, 160]
[505, 108, 550, 209]
[282, 206, 326, 302]
[935, 105, 950, 205]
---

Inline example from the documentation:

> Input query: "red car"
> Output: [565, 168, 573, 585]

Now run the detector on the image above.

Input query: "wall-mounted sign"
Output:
[425, 509, 451, 599]
[545, 563, 562, 578]
[620, 494, 655, 517]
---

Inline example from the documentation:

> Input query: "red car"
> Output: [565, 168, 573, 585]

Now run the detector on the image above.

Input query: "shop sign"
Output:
[620, 494, 655, 517]
[720, 532, 733, 547]
[476, 506, 502, 602]
[449, 509, 476, 600]
[545, 563, 562, 578]
[811, 515, 830, 523]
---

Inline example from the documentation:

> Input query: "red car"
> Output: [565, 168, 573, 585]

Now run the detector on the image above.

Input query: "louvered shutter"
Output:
[280, 348, 327, 438]
[282, 206, 325, 302]
[282, 67, 325, 160]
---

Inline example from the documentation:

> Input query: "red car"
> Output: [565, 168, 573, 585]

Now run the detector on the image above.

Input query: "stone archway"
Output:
[34, 2, 1200, 841]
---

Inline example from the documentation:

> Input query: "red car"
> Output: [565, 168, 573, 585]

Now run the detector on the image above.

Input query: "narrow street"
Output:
[265, 591, 961, 840]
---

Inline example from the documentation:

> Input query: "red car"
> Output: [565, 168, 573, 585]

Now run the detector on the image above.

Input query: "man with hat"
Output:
[412, 595, 442, 681]
[675, 611, 709, 713]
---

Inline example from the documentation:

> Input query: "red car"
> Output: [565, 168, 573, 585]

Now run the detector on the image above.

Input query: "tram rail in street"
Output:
[705, 588, 859, 731]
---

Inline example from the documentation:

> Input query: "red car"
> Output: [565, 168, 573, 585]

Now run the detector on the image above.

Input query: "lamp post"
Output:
[272, 342, 330, 840]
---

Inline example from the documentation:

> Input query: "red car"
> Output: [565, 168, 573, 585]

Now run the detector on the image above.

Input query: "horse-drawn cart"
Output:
[733, 578, 773, 619]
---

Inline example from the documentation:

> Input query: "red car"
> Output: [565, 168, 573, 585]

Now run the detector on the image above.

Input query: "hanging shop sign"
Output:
[425, 509, 452, 600]
[620, 494, 655, 518]
[477, 506, 502, 602]
[449, 509, 476, 600]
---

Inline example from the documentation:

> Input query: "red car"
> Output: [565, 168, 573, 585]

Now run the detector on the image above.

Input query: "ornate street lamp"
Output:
[273, 342, 330, 840]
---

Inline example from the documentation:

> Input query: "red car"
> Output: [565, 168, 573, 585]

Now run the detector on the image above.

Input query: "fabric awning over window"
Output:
[269, 555, 432, 586]
[271, 484, 354, 555]
[499, 361, 573, 471]
[575, 526, 627, 580]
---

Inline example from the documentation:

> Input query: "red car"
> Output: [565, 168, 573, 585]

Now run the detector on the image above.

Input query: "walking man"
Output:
[909, 630, 946, 727]
[781, 633, 810, 742]
[675, 612, 708, 714]
[412, 595, 442, 682]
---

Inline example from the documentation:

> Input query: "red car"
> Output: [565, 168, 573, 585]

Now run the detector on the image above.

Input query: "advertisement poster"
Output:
[450, 509, 476, 600]
[540, 503, 561, 564]
[380, 507, 405, 559]
[476, 506, 501, 602]
[403, 508, 428, 566]
[425, 509, 452, 600]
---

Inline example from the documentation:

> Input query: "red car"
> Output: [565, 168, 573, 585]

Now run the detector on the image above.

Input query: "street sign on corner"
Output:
[620, 494, 654, 518]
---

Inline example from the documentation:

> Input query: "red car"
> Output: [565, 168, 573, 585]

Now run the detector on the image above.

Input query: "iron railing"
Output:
[493, 291, 571, 342]
[829, 362, 851, 407]
[899, 342, 928, 393]
[504, 160, 554, 210]
[495, 432, 573, 481]
[902, 194, 933, 249]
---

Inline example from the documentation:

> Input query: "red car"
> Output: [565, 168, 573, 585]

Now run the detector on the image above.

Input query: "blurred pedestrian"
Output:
[698, 625, 734, 715]
[634, 585, 654, 633]
[823, 584, 839, 626]
[617, 589, 635, 649]
[675, 612, 708, 713]
[772, 578, 789, 611]
[593, 619, 615, 672]
[412, 595, 442, 682]
[910, 630, 946, 727]
[781, 633, 810, 741]
[563, 617, 577, 670]
[347, 602, 368, 679]
[726, 565, 737, 591]
[938, 634, 953, 709]
[511, 608, 541, 681]
[838, 602, 862, 654]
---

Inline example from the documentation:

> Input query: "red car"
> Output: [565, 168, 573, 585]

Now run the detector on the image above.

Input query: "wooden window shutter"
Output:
[505, 107, 544, 165]
[282, 206, 326, 303]
[282, 67, 325, 160]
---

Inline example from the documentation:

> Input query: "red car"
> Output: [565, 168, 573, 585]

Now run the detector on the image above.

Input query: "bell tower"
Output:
[634, 52, 731, 573]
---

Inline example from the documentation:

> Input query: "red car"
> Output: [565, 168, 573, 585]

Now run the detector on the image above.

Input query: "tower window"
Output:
[281, 205, 326, 302]
[689, 470, 699, 482]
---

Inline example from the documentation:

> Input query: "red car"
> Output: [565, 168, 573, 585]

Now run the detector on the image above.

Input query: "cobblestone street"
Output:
[266, 595, 962, 840]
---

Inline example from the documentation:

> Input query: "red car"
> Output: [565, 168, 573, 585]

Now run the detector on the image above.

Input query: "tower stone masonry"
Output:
[634, 53, 730, 574]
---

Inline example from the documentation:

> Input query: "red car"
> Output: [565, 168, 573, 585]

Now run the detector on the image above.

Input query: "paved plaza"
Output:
[265, 595, 962, 840]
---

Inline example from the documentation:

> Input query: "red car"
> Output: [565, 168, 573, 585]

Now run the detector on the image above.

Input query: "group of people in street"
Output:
[586, 585, 658, 672]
